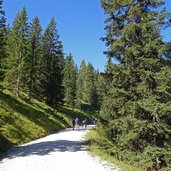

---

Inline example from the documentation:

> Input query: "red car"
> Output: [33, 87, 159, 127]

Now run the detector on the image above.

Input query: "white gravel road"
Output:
[0, 126, 120, 171]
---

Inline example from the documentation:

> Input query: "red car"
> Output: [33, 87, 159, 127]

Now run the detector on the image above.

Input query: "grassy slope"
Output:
[0, 90, 93, 155]
[86, 129, 140, 171]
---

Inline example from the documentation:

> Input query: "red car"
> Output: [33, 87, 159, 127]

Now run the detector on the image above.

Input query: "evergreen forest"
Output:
[0, 0, 171, 170]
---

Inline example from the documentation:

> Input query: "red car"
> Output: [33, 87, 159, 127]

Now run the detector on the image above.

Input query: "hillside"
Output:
[0, 90, 93, 155]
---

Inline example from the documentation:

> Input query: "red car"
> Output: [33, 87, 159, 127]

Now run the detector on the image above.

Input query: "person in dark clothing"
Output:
[72, 118, 76, 130]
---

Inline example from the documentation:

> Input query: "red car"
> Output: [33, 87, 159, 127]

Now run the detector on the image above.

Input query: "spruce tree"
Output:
[41, 17, 62, 106]
[0, 0, 6, 82]
[99, 0, 171, 169]
[55, 40, 65, 103]
[76, 60, 86, 108]
[5, 6, 29, 96]
[25, 16, 42, 99]
[94, 71, 106, 109]
[63, 53, 77, 107]
[84, 62, 96, 106]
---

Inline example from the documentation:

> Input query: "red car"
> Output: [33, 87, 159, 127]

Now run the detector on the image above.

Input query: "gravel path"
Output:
[0, 126, 120, 171]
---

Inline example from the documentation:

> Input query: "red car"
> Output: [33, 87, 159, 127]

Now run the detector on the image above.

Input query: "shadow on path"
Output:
[5, 139, 87, 160]
[1, 126, 95, 161]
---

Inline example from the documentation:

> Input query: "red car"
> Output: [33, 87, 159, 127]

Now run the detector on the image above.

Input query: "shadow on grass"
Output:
[0, 91, 64, 132]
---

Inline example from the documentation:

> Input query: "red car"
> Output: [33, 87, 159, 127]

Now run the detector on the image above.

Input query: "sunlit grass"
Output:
[85, 129, 139, 171]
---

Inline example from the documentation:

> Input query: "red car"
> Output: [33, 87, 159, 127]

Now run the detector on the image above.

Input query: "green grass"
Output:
[85, 129, 140, 171]
[0, 90, 94, 155]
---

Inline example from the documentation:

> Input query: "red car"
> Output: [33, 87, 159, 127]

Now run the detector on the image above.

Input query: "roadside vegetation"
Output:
[86, 128, 139, 171]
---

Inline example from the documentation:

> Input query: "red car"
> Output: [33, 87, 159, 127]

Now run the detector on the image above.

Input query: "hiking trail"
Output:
[0, 126, 120, 171]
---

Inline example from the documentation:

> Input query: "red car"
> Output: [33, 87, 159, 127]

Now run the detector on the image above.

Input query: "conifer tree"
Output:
[41, 17, 62, 105]
[0, 0, 6, 82]
[94, 71, 105, 109]
[5, 6, 29, 96]
[63, 53, 77, 106]
[76, 60, 86, 108]
[55, 40, 65, 103]
[25, 16, 42, 99]
[99, 0, 171, 169]
[84, 62, 96, 106]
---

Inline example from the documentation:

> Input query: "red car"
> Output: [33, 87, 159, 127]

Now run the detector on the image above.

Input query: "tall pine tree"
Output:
[76, 60, 86, 108]
[5, 6, 29, 96]
[63, 53, 77, 107]
[84, 62, 96, 107]
[41, 17, 63, 106]
[55, 40, 65, 103]
[26, 16, 42, 99]
[99, 0, 171, 169]
[94, 71, 106, 109]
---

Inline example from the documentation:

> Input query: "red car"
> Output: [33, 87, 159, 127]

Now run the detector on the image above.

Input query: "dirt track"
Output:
[0, 126, 120, 171]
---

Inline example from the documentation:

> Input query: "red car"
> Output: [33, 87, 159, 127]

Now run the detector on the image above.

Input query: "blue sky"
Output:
[3, 0, 171, 72]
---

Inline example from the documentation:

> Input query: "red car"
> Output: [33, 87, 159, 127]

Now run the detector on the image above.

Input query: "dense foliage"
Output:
[95, 0, 171, 170]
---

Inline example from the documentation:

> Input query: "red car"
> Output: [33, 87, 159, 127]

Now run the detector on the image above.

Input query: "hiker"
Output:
[75, 117, 79, 128]
[93, 118, 97, 125]
[82, 118, 87, 129]
[72, 118, 76, 130]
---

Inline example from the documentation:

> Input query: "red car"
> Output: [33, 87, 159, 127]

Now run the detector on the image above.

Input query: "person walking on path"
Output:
[72, 117, 76, 130]
[75, 117, 79, 128]
[82, 118, 87, 129]
[93, 118, 97, 125]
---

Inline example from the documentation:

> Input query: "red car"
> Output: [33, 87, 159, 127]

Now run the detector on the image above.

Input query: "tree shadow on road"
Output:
[5, 139, 87, 159]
